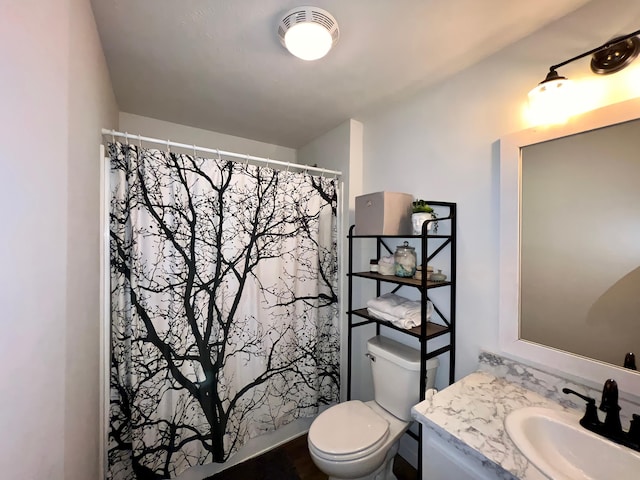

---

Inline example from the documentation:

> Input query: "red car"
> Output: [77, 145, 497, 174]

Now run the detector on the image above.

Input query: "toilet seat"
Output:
[308, 400, 389, 462]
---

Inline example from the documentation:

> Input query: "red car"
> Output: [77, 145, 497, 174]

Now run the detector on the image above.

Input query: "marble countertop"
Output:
[412, 370, 574, 479]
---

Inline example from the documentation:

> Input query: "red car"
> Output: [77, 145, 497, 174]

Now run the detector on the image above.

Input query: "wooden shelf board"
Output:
[350, 271, 452, 288]
[350, 308, 450, 339]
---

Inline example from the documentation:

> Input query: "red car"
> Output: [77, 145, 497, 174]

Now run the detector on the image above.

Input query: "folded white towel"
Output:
[366, 293, 420, 319]
[366, 293, 433, 329]
[367, 306, 420, 328]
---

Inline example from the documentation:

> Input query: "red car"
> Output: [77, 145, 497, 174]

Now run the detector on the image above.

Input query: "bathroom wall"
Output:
[357, 0, 640, 385]
[0, 3, 70, 477]
[0, 0, 118, 479]
[66, 0, 119, 478]
[119, 113, 297, 163]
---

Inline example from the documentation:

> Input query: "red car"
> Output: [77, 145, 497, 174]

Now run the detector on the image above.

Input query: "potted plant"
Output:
[411, 200, 437, 234]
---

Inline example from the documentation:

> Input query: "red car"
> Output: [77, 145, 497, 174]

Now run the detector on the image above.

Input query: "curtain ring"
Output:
[265, 157, 270, 168]
[124, 132, 130, 146]
[286, 163, 290, 173]
[111, 131, 116, 144]
[244, 155, 250, 167]
[193, 144, 197, 158]
[216, 149, 221, 161]
[138, 134, 143, 152]
[167, 139, 171, 153]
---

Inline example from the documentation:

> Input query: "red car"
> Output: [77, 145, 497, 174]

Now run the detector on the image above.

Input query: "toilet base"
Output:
[308, 401, 410, 480]
[326, 441, 400, 480]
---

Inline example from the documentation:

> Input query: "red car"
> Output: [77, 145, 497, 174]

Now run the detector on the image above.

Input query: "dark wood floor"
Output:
[207, 433, 417, 480]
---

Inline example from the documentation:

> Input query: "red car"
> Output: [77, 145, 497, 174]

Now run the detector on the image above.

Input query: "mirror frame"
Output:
[499, 96, 640, 398]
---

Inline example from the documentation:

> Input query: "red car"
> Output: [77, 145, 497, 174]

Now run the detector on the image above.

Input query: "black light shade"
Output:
[539, 69, 567, 85]
[529, 69, 571, 101]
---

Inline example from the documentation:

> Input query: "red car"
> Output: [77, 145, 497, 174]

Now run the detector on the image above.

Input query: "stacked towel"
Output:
[366, 293, 432, 329]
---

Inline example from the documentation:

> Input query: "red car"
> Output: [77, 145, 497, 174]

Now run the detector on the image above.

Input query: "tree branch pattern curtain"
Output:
[107, 143, 339, 479]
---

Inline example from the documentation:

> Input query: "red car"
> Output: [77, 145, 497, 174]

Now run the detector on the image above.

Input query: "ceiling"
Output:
[91, 0, 593, 148]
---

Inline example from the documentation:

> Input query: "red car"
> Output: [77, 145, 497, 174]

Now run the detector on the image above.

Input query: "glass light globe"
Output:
[284, 22, 333, 61]
[528, 77, 575, 125]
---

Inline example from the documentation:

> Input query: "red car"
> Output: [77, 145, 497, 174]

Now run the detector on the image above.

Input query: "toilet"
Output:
[308, 335, 439, 480]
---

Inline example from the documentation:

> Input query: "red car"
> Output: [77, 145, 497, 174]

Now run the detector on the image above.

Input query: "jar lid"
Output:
[395, 241, 415, 251]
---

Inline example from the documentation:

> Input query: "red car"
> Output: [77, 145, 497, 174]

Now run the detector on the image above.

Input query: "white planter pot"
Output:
[412, 212, 435, 235]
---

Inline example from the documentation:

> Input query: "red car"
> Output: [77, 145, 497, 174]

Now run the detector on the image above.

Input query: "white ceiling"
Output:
[91, 0, 593, 148]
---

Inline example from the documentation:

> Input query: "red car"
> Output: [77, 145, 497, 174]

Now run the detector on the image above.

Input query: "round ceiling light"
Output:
[278, 6, 339, 61]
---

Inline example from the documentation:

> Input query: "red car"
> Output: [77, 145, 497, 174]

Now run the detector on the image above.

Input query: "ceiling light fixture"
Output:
[278, 6, 339, 61]
[530, 29, 640, 96]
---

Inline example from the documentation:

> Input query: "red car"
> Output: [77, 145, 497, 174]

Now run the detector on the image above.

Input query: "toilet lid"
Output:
[309, 400, 389, 457]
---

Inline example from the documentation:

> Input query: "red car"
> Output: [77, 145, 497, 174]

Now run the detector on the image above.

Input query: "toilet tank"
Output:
[367, 336, 439, 422]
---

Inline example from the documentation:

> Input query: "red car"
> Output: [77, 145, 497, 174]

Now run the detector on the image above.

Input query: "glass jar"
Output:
[394, 241, 417, 277]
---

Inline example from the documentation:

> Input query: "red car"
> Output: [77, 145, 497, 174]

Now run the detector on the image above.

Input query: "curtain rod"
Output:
[102, 128, 342, 177]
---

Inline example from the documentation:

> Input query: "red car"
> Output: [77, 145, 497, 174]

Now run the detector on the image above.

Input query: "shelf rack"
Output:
[345, 200, 457, 478]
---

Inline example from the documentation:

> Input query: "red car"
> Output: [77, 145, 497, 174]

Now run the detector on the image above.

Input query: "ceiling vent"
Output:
[278, 6, 339, 61]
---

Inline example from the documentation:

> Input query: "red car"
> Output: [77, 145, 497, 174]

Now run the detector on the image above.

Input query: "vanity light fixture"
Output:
[278, 6, 339, 61]
[529, 29, 640, 106]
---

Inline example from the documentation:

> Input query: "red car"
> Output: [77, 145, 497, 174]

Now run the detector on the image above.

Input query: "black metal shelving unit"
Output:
[346, 201, 457, 479]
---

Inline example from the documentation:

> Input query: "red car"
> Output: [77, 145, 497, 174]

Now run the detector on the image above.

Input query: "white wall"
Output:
[0, 1, 117, 479]
[119, 113, 297, 163]
[66, 0, 119, 478]
[358, 0, 640, 381]
[0, 2, 69, 477]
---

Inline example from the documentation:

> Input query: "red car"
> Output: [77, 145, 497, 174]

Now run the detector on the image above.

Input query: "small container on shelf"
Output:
[426, 265, 434, 280]
[369, 259, 379, 273]
[413, 266, 422, 280]
[394, 241, 417, 277]
[431, 269, 447, 282]
[378, 256, 395, 275]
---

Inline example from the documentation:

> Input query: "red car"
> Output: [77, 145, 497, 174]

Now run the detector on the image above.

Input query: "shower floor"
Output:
[206, 433, 417, 480]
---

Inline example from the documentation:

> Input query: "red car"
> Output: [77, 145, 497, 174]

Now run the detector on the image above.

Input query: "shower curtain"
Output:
[107, 142, 340, 479]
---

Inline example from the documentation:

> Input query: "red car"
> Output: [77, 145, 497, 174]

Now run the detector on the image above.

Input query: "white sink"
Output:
[505, 406, 640, 480]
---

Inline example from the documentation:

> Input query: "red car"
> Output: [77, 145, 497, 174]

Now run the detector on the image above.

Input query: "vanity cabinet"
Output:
[346, 200, 457, 477]
[422, 427, 504, 480]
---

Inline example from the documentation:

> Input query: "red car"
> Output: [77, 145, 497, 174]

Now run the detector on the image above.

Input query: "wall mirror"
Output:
[499, 96, 640, 398]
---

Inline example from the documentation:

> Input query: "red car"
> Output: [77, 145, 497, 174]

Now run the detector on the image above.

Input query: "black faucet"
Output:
[600, 379, 623, 436]
[563, 379, 640, 452]
[624, 352, 637, 370]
